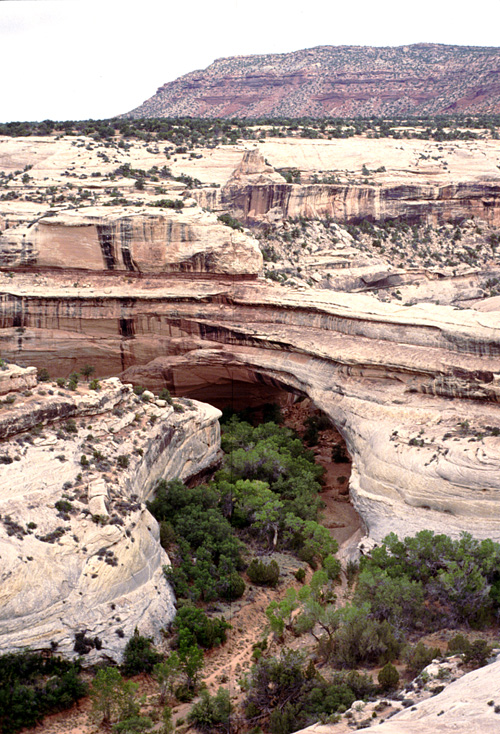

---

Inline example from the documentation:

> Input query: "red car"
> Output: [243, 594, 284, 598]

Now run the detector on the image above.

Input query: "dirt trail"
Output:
[27, 400, 364, 733]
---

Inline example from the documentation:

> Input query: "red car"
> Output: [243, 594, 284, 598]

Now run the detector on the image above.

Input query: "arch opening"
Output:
[127, 360, 362, 549]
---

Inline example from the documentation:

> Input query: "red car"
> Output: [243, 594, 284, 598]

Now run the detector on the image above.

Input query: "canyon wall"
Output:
[219, 179, 500, 226]
[1, 274, 499, 544]
[0, 207, 263, 274]
[0, 367, 221, 661]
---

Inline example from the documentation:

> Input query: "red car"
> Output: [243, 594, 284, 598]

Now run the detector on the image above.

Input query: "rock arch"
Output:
[2, 277, 498, 543]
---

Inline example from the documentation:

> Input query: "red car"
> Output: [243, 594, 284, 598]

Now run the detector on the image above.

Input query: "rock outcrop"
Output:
[0, 207, 263, 274]
[1, 273, 499, 544]
[0, 366, 221, 662]
[125, 43, 500, 119]
[205, 149, 500, 227]
[297, 656, 500, 733]
[222, 178, 500, 227]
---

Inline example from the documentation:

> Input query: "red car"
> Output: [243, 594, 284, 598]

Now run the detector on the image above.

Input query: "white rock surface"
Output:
[0, 377, 221, 662]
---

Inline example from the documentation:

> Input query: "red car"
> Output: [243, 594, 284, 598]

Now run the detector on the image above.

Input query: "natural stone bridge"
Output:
[1, 273, 499, 543]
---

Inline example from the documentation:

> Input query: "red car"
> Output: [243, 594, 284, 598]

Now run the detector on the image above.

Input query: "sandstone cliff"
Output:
[1, 273, 499, 545]
[189, 147, 500, 227]
[126, 43, 500, 119]
[0, 365, 221, 662]
[0, 207, 263, 274]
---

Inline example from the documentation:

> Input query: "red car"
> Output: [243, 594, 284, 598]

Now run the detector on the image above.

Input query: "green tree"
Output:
[378, 663, 399, 691]
[81, 364, 95, 381]
[178, 631, 204, 692]
[266, 589, 298, 640]
[90, 668, 141, 726]
[122, 630, 162, 676]
[153, 655, 180, 705]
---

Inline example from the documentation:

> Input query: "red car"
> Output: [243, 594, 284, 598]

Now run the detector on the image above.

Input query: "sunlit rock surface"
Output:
[0, 368, 221, 662]
[1, 273, 499, 543]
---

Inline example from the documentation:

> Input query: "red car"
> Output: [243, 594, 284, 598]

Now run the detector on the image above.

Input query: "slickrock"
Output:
[0, 362, 36, 396]
[0, 368, 221, 662]
[296, 657, 500, 733]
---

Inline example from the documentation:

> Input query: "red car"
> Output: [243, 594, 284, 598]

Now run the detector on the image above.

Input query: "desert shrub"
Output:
[247, 558, 280, 587]
[217, 213, 243, 231]
[159, 521, 176, 549]
[112, 716, 153, 733]
[463, 639, 493, 667]
[68, 372, 79, 390]
[0, 651, 87, 733]
[245, 650, 371, 732]
[378, 663, 399, 691]
[331, 443, 349, 463]
[354, 567, 425, 631]
[295, 568, 306, 583]
[332, 604, 404, 668]
[188, 687, 232, 732]
[359, 530, 500, 628]
[150, 480, 244, 603]
[55, 499, 73, 513]
[90, 667, 140, 725]
[73, 631, 102, 655]
[322, 554, 341, 581]
[218, 571, 246, 601]
[173, 606, 230, 649]
[121, 630, 162, 676]
[158, 387, 173, 404]
[117, 455, 130, 469]
[405, 641, 440, 675]
[37, 368, 50, 382]
[448, 635, 493, 668]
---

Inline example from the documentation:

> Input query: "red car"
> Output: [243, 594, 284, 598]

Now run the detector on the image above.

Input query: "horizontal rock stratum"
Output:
[1, 272, 499, 544]
[0, 207, 263, 274]
[126, 43, 500, 119]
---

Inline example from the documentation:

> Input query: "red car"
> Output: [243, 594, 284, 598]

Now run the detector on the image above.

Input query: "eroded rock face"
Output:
[223, 179, 500, 227]
[0, 363, 36, 396]
[215, 150, 500, 226]
[1, 273, 499, 544]
[0, 207, 263, 274]
[0, 369, 221, 662]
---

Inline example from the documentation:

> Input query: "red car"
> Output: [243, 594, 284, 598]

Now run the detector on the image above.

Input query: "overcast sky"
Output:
[1, 0, 500, 122]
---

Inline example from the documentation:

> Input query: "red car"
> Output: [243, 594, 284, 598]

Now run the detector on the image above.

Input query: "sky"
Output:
[1, 0, 500, 122]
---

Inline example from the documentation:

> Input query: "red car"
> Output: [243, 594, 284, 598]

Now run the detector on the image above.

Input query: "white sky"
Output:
[1, 0, 500, 122]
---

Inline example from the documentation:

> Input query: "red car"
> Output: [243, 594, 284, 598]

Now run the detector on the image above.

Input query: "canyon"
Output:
[0, 130, 499, 545]
[0, 125, 499, 731]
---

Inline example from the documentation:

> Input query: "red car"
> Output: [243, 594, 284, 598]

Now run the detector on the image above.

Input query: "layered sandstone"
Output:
[0, 366, 221, 661]
[0, 272, 499, 544]
[0, 207, 263, 274]
[193, 145, 500, 226]
[126, 43, 500, 119]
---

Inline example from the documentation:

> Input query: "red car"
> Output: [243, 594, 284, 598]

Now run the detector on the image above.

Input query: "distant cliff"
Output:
[126, 43, 500, 118]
